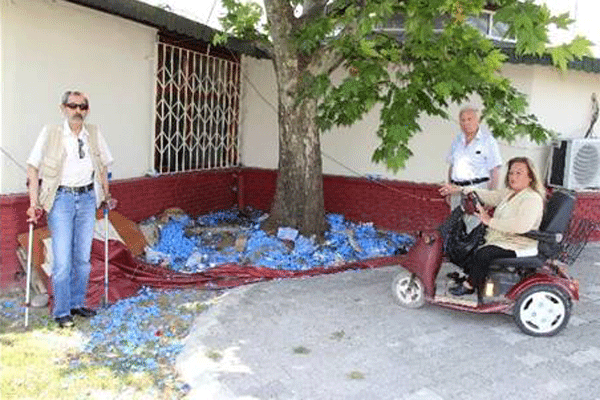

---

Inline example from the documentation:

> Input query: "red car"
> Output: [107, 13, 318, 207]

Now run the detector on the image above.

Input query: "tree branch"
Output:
[298, 0, 328, 22]
[307, 47, 345, 76]
[305, 17, 361, 76]
[252, 39, 275, 59]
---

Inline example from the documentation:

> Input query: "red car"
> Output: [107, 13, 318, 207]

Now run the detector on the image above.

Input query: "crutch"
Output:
[101, 170, 114, 308]
[24, 220, 34, 328]
[102, 203, 109, 307]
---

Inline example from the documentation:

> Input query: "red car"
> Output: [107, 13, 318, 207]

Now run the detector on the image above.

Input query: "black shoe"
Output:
[71, 307, 97, 318]
[449, 285, 475, 297]
[55, 315, 74, 328]
[447, 272, 467, 285]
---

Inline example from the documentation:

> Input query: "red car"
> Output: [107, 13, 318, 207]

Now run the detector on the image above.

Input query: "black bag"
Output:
[439, 207, 487, 270]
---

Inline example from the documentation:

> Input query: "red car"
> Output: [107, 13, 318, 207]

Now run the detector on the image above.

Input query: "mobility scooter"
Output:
[391, 189, 594, 337]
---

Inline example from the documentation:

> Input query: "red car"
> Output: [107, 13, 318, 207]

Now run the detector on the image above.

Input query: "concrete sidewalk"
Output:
[177, 243, 600, 400]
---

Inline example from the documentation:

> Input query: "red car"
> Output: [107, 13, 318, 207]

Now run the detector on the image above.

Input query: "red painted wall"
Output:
[322, 174, 449, 231]
[238, 168, 277, 212]
[2, 167, 599, 288]
[0, 169, 238, 286]
[240, 168, 449, 231]
[573, 192, 600, 235]
[237, 168, 600, 237]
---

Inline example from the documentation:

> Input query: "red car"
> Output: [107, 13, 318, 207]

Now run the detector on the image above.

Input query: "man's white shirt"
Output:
[446, 127, 502, 182]
[27, 120, 113, 187]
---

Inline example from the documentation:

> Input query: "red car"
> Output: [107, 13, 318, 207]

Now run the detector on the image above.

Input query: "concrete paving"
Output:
[177, 243, 600, 400]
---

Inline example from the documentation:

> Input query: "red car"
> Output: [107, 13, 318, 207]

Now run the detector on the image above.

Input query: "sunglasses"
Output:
[77, 138, 85, 159]
[65, 103, 89, 111]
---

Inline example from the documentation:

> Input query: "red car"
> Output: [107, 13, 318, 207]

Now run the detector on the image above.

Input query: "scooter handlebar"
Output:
[470, 191, 482, 209]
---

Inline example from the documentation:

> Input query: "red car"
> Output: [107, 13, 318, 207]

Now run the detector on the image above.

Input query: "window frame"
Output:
[153, 34, 242, 174]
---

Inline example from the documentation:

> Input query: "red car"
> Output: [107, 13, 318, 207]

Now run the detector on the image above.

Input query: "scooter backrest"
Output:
[538, 190, 575, 259]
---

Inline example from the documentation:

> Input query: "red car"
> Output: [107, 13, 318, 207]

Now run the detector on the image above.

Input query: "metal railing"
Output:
[155, 42, 241, 173]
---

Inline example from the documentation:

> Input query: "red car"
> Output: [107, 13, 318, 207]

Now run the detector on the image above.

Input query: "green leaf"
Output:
[548, 12, 573, 29]
[212, 32, 228, 46]
[549, 45, 574, 71]
[359, 39, 379, 58]
[568, 35, 594, 58]
[433, 82, 451, 98]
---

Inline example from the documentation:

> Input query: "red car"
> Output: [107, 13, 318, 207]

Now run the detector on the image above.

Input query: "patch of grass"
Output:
[0, 300, 53, 334]
[292, 346, 311, 355]
[0, 287, 218, 399]
[347, 370, 365, 380]
[178, 301, 208, 313]
[206, 349, 223, 361]
[330, 330, 345, 340]
[0, 330, 156, 399]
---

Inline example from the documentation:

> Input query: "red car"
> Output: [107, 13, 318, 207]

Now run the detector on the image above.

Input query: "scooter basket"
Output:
[557, 218, 599, 266]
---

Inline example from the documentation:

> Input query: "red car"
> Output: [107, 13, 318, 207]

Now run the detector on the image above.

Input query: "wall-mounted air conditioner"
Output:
[548, 139, 600, 190]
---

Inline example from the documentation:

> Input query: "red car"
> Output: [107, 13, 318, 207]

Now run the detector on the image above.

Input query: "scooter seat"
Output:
[492, 256, 544, 269]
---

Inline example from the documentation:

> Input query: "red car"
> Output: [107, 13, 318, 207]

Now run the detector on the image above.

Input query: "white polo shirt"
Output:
[27, 120, 113, 187]
[446, 126, 502, 183]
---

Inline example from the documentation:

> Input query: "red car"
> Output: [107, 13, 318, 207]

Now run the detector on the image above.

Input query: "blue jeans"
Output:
[48, 189, 96, 318]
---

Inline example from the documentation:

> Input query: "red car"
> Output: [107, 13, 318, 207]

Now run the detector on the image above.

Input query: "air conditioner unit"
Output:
[548, 139, 600, 190]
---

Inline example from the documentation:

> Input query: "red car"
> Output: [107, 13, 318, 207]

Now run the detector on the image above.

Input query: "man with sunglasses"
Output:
[26, 91, 113, 328]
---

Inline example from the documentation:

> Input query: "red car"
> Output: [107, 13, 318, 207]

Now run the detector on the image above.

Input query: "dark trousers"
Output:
[467, 245, 516, 289]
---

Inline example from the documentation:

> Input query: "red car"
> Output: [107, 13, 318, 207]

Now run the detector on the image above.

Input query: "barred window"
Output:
[466, 11, 515, 42]
[375, 10, 515, 43]
[155, 36, 241, 173]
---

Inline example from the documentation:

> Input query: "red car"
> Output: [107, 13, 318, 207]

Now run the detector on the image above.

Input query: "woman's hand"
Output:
[474, 203, 491, 225]
[439, 183, 461, 197]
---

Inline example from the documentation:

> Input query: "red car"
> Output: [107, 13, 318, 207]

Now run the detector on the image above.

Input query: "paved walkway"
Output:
[177, 243, 600, 400]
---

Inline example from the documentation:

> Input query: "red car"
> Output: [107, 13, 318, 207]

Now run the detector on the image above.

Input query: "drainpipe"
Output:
[233, 169, 244, 210]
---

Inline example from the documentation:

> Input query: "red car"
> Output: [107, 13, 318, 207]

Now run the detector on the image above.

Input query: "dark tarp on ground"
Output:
[45, 239, 144, 310]
[16, 210, 148, 290]
[20, 211, 403, 309]
[80, 240, 401, 308]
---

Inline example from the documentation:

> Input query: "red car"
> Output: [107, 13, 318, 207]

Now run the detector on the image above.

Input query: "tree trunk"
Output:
[262, 96, 326, 240]
[261, 0, 327, 240]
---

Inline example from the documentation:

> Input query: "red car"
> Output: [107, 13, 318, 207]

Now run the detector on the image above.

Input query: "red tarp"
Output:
[46, 239, 143, 310]
[74, 239, 401, 307]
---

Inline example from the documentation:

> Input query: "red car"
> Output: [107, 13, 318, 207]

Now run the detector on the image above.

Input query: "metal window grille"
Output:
[375, 10, 515, 43]
[155, 42, 241, 173]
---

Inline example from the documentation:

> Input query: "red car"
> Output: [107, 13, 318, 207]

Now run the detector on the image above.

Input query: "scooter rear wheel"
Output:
[391, 269, 425, 309]
[514, 285, 571, 337]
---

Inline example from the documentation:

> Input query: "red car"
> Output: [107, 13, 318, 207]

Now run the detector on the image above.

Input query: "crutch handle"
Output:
[26, 207, 43, 224]
[104, 198, 118, 211]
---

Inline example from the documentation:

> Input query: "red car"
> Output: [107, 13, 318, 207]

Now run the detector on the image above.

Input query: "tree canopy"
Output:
[217, 0, 592, 171]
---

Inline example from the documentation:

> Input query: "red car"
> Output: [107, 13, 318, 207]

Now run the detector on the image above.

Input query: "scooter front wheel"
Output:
[391, 269, 425, 309]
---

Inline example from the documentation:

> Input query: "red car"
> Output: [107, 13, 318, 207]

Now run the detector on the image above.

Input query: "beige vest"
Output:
[38, 124, 106, 211]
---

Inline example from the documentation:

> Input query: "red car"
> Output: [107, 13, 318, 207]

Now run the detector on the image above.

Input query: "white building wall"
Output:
[0, 2, 4, 192]
[497, 64, 600, 180]
[239, 57, 279, 169]
[529, 66, 600, 138]
[0, 0, 157, 194]
[240, 56, 600, 185]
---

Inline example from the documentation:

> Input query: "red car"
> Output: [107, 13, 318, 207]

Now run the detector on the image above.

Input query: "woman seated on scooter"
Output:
[439, 157, 545, 297]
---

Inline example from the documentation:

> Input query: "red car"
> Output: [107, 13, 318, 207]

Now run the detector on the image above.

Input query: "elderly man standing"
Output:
[444, 106, 502, 231]
[26, 91, 114, 327]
